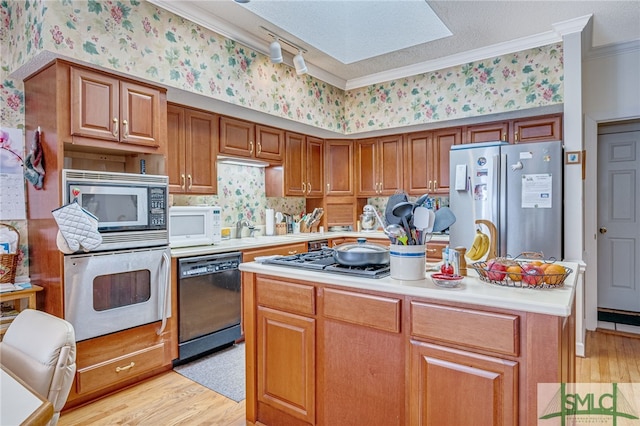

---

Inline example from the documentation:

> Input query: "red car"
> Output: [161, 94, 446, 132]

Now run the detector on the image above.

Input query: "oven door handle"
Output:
[157, 251, 171, 336]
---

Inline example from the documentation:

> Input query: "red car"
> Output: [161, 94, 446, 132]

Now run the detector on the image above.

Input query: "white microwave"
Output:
[169, 206, 221, 248]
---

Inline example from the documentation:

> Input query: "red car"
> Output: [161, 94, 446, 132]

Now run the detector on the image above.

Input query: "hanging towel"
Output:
[52, 201, 102, 252]
[24, 128, 45, 190]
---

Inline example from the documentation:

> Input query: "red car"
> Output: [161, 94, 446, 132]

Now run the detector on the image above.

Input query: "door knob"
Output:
[599, 227, 607, 234]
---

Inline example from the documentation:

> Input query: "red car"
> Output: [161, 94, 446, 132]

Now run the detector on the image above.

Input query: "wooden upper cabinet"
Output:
[325, 139, 354, 196]
[405, 128, 461, 195]
[356, 135, 403, 196]
[511, 114, 562, 144]
[464, 121, 509, 144]
[306, 137, 325, 197]
[431, 128, 461, 194]
[167, 104, 217, 194]
[255, 125, 284, 162]
[70, 67, 162, 149]
[219, 117, 283, 163]
[284, 132, 323, 197]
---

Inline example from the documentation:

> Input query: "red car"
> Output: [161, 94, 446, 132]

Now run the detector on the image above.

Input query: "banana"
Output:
[466, 229, 484, 261]
[477, 231, 490, 259]
[467, 229, 490, 261]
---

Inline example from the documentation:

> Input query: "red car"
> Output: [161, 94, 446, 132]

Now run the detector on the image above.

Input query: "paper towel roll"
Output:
[266, 209, 275, 236]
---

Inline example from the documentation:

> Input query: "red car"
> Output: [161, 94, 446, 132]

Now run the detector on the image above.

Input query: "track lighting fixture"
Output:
[269, 39, 283, 64]
[293, 51, 307, 75]
[261, 27, 308, 75]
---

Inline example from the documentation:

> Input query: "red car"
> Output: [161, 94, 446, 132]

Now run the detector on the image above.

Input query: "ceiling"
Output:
[149, 1, 640, 90]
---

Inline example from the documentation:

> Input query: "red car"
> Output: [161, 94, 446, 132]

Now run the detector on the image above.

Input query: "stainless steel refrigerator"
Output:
[449, 140, 563, 259]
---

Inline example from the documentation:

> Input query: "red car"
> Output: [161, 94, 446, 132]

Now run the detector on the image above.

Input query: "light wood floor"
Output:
[59, 330, 639, 426]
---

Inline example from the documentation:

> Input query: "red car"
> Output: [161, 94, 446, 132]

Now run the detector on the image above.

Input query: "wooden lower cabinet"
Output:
[257, 306, 316, 425]
[243, 272, 574, 426]
[409, 341, 518, 426]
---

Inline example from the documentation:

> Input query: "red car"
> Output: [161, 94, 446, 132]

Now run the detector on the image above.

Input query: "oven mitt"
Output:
[52, 201, 102, 252]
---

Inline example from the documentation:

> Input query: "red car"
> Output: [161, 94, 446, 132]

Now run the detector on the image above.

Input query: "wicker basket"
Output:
[0, 223, 19, 284]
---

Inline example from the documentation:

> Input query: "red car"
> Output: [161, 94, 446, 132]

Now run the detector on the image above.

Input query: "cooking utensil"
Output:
[392, 201, 415, 244]
[333, 238, 390, 266]
[385, 192, 407, 225]
[412, 206, 432, 244]
[432, 207, 456, 233]
[414, 193, 429, 209]
[385, 223, 406, 244]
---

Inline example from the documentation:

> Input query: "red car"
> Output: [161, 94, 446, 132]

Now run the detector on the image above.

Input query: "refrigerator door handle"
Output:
[498, 153, 507, 257]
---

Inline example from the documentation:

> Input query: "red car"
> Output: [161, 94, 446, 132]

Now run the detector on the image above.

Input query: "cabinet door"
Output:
[70, 67, 120, 142]
[255, 125, 283, 163]
[320, 289, 404, 425]
[431, 128, 461, 194]
[325, 140, 354, 195]
[511, 114, 562, 144]
[306, 137, 325, 197]
[119, 81, 161, 147]
[356, 138, 378, 196]
[409, 341, 518, 426]
[465, 121, 509, 143]
[167, 105, 186, 193]
[284, 132, 306, 196]
[185, 109, 218, 194]
[404, 131, 431, 195]
[219, 116, 254, 158]
[257, 306, 315, 424]
[379, 135, 404, 195]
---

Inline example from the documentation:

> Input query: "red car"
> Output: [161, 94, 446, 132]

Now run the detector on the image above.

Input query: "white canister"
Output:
[390, 244, 426, 280]
[265, 208, 275, 236]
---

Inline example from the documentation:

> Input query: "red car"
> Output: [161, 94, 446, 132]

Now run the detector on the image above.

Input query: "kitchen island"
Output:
[240, 260, 577, 426]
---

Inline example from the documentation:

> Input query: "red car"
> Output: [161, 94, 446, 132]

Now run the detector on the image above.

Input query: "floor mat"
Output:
[173, 343, 245, 402]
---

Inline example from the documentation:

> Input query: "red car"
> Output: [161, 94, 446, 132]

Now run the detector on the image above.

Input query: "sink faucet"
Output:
[236, 219, 255, 238]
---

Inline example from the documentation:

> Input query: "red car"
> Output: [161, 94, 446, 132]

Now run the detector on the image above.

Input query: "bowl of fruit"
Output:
[470, 257, 571, 289]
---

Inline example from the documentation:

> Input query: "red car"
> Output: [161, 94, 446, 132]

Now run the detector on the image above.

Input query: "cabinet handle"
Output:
[257, 142, 262, 155]
[115, 362, 135, 372]
[514, 131, 519, 143]
[122, 119, 129, 139]
[112, 117, 119, 138]
[378, 182, 382, 194]
[249, 141, 254, 154]
[288, 250, 298, 255]
[428, 180, 433, 191]
[434, 180, 437, 190]
[307, 182, 311, 194]
[502, 132, 507, 142]
[426, 248, 437, 254]
[327, 183, 330, 192]
[302, 182, 306, 193]
[187, 174, 192, 190]
[180, 174, 185, 190]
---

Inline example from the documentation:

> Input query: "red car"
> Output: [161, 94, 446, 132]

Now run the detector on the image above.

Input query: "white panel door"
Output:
[597, 130, 640, 312]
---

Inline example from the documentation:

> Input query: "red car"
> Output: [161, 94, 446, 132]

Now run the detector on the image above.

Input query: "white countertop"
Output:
[170, 231, 449, 258]
[239, 259, 577, 317]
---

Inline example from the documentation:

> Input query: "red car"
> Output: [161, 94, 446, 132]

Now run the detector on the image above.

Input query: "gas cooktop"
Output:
[264, 249, 390, 279]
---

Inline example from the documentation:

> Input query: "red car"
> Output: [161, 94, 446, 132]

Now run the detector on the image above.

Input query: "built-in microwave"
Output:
[62, 169, 168, 251]
[168, 206, 222, 248]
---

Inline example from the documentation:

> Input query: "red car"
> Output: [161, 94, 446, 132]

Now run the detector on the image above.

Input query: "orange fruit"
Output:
[506, 265, 523, 281]
[527, 260, 543, 267]
[544, 264, 567, 284]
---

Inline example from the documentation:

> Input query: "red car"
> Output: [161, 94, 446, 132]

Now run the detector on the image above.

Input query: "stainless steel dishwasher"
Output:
[176, 251, 242, 363]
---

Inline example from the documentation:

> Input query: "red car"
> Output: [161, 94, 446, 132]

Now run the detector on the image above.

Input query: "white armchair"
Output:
[0, 309, 76, 426]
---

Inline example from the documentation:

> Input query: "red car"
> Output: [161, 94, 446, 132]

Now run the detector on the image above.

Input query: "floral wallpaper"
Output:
[0, 0, 564, 276]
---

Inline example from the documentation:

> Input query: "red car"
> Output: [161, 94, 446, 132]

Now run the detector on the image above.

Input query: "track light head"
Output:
[293, 51, 307, 75]
[269, 39, 283, 64]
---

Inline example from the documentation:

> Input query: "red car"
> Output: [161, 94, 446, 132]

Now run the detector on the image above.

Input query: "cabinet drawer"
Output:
[76, 343, 165, 394]
[411, 302, 519, 356]
[256, 277, 315, 316]
[243, 242, 306, 262]
[323, 288, 401, 333]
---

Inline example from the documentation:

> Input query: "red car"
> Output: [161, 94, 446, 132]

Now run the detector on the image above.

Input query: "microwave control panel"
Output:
[149, 187, 167, 227]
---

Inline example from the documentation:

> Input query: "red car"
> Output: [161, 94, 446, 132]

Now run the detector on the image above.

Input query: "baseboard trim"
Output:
[597, 308, 640, 326]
